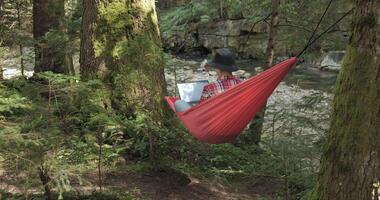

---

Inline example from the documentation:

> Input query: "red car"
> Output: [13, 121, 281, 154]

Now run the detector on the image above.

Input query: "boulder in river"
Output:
[320, 51, 345, 71]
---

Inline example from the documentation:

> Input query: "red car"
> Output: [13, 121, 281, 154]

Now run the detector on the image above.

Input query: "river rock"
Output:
[320, 51, 345, 71]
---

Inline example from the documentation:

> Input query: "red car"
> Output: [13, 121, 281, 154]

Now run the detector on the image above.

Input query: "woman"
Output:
[175, 48, 241, 112]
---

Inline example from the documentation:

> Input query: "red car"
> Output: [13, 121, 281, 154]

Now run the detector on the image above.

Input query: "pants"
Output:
[174, 100, 193, 112]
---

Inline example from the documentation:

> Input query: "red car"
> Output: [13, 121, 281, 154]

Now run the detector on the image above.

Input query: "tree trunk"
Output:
[80, 0, 101, 80]
[95, 0, 169, 157]
[16, 2, 24, 76]
[312, 1, 380, 199]
[244, 0, 280, 146]
[0, 64, 3, 80]
[219, 0, 224, 19]
[265, 0, 280, 69]
[33, 0, 66, 73]
[98, 0, 167, 112]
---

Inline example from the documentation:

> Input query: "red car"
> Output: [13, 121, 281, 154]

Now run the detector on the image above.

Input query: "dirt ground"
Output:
[82, 168, 282, 200]
[0, 167, 282, 200]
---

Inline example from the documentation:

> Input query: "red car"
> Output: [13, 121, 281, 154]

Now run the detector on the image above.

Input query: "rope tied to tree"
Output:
[297, 0, 353, 57]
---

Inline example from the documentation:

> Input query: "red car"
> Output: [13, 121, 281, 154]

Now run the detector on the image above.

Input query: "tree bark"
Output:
[80, 0, 102, 80]
[98, 0, 167, 111]
[94, 0, 169, 157]
[16, 1, 24, 76]
[244, 0, 280, 146]
[265, 0, 280, 69]
[312, 1, 380, 199]
[33, 0, 66, 73]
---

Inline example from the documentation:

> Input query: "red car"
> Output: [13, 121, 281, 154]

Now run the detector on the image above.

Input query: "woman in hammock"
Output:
[175, 48, 242, 112]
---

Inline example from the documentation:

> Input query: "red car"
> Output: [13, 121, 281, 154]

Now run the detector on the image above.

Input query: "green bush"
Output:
[0, 81, 31, 116]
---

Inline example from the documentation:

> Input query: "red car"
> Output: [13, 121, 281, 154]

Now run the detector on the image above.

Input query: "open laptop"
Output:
[177, 80, 209, 104]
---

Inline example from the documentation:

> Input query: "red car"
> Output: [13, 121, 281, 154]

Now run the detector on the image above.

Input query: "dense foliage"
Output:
[0, 0, 362, 199]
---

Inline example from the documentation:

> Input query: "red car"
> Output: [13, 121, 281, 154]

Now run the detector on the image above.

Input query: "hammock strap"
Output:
[297, 0, 334, 57]
[298, 8, 354, 57]
[303, 0, 334, 51]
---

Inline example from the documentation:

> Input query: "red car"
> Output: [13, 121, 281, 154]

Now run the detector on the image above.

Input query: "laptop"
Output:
[177, 80, 209, 104]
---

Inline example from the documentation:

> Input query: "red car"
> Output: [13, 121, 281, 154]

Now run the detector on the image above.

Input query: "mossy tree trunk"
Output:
[312, 1, 380, 199]
[94, 0, 168, 157]
[33, 0, 66, 73]
[96, 0, 167, 114]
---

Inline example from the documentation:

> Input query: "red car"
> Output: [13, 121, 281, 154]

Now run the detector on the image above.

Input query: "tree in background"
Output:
[16, 0, 25, 76]
[80, 0, 101, 80]
[312, 0, 380, 199]
[0, 46, 3, 80]
[243, 0, 280, 146]
[0, 0, 3, 80]
[0, 0, 32, 76]
[265, 0, 280, 68]
[64, 0, 83, 76]
[33, 0, 66, 73]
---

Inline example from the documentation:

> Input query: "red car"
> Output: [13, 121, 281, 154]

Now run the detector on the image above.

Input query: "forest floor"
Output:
[83, 168, 281, 200]
[0, 166, 282, 199]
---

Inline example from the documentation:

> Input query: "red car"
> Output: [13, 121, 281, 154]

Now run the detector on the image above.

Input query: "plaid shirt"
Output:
[200, 75, 242, 101]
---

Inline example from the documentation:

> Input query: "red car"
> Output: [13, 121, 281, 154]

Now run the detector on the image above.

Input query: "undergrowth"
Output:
[0, 73, 329, 199]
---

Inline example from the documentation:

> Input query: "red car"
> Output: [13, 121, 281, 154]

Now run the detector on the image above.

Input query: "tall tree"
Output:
[33, 0, 65, 73]
[80, 0, 101, 80]
[16, 1, 24, 76]
[86, 0, 168, 157]
[0, 47, 3, 80]
[312, 0, 380, 199]
[97, 0, 167, 112]
[0, 0, 5, 80]
[265, 0, 280, 68]
[244, 0, 280, 145]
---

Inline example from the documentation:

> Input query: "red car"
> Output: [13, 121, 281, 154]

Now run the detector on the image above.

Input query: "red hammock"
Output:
[165, 57, 298, 144]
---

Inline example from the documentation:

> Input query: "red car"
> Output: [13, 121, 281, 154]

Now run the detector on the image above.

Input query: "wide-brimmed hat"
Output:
[207, 48, 238, 72]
